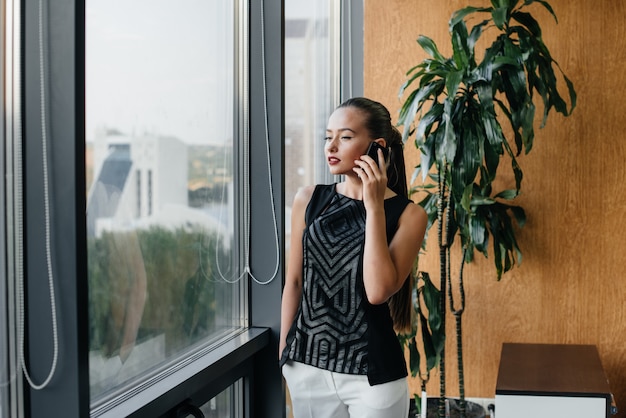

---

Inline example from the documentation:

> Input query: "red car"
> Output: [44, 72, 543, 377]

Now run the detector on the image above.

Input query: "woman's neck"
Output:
[336, 179, 363, 200]
[335, 179, 397, 201]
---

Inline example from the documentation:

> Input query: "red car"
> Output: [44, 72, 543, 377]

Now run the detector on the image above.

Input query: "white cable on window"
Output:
[17, 0, 59, 390]
[245, 0, 280, 285]
[210, 0, 280, 286]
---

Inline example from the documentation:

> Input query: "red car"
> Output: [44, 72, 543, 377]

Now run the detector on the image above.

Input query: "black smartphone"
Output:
[366, 142, 389, 166]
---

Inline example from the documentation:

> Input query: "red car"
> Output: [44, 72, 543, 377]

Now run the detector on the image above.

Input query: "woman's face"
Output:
[324, 107, 372, 176]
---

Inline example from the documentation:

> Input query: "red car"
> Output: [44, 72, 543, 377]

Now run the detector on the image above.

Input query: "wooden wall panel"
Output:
[364, 0, 626, 414]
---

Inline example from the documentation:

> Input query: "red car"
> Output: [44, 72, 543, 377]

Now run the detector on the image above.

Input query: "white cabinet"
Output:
[495, 343, 615, 418]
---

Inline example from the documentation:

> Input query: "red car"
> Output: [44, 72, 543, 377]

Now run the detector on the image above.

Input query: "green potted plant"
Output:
[397, 1, 576, 417]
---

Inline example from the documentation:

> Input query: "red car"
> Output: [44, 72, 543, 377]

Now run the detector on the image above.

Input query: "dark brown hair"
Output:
[338, 97, 412, 333]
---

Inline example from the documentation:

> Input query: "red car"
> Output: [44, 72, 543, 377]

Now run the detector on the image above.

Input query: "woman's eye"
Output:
[324, 136, 331, 141]
[340, 136, 352, 140]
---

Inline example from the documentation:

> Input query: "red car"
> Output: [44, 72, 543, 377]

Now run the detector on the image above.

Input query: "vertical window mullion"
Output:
[1, 0, 20, 417]
[248, 0, 284, 417]
[21, 0, 89, 417]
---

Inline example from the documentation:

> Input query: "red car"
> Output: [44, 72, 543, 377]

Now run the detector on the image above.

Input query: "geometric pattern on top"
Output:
[289, 194, 369, 375]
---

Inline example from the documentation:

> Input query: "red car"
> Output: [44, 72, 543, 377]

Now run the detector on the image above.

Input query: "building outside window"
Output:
[85, 0, 245, 410]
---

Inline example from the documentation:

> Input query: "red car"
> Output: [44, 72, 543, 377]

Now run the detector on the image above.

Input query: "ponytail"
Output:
[385, 128, 412, 333]
[386, 127, 407, 198]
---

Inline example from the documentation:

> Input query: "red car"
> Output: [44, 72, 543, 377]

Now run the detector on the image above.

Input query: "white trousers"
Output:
[282, 360, 409, 418]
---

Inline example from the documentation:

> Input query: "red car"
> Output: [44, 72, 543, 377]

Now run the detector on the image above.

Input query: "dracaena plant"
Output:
[397, 1, 576, 417]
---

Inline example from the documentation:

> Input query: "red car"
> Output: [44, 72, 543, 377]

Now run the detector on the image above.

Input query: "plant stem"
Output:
[449, 250, 467, 418]
[455, 312, 466, 418]
[437, 168, 448, 418]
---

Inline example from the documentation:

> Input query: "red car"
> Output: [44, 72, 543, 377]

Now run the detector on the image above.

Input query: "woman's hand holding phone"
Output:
[365, 141, 389, 167]
[353, 142, 389, 209]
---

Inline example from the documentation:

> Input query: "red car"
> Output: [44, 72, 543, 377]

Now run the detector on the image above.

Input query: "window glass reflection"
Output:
[284, 2, 335, 209]
[85, 0, 243, 402]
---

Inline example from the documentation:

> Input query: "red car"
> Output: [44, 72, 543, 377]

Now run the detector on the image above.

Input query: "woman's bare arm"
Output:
[362, 201, 427, 305]
[279, 186, 314, 357]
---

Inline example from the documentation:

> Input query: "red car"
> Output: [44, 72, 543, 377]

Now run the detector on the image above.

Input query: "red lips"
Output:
[327, 156, 340, 165]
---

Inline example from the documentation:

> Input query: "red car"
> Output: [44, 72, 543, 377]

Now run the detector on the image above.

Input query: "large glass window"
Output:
[85, 0, 245, 406]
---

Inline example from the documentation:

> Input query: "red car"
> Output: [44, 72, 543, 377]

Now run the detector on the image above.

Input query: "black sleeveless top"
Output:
[280, 184, 410, 385]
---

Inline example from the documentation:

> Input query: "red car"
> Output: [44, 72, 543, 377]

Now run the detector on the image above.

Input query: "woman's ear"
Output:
[373, 138, 387, 148]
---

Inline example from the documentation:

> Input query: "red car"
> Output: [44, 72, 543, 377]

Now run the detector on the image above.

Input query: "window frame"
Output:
[0, 0, 12, 416]
[20, 0, 89, 416]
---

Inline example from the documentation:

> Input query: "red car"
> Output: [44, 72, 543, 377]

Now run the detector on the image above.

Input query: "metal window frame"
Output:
[19, 0, 89, 416]
[1, 0, 22, 416]
[341, 0, 364, 101]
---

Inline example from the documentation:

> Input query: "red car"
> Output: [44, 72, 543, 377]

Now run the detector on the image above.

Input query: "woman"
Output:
[280, 97, 427, 418]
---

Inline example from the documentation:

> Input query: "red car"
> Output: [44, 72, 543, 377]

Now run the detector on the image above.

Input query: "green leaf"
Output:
[416, 102, 444, 141]
[421, 272, 441, 332]
[482, 145, 500, 185]
[399, 67, 425, 99]
[398, 89, 420, 140]
[512, 11, 542, 37]
[471, 195, 497, 207]
[420, 313, 440, 371]
[414, 82, 446, 117]
[563, 73, 577, 114]
[492, 230, 504, 278]
[440, 101, 458, 164]
[415, 193, 438, 245]
[523, 0, 558, 23]
[417, 35, 446, 62]
[415, 275, 445, 372]
[450, 161, 467, 204]
[510, 205, 527, 227]
[494, 189, 519, 199]
[446, 198, 460, 245]
[449, 6, 493, 28]
[521, 101, 536, 153]
[470, 214, 488, 255]
[445, 70, 464, 101]
[491, 55, 521, 71]
[408, 337, 421, 377]
[468, 19, 490, 51]
[492, 7, 509, 29]
[500, 138, 523, 190]
[419, 131, 439, 180]
[509, 0, 522, 10]
[451, 21, 470, 69]
[494, 97, 524, 155]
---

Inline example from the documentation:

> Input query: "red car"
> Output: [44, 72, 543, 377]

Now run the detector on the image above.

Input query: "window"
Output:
[85, 0, 246, 410]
